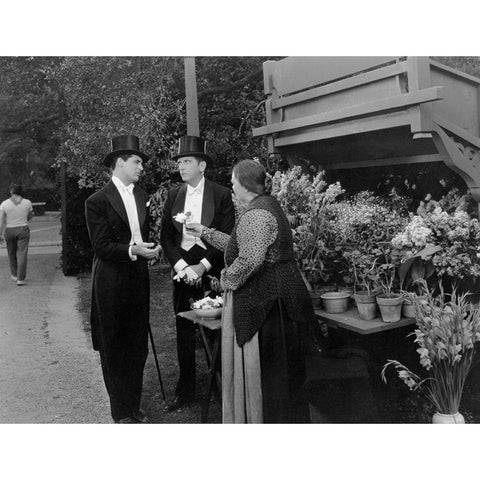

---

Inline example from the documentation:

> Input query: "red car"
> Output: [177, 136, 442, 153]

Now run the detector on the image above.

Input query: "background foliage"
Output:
[1, 56, 479, 274]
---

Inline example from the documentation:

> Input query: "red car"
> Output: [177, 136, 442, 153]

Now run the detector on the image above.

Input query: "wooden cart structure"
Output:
[253, 56, 480, 208]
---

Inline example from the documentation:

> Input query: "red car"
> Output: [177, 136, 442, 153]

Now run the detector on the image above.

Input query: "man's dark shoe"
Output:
[164, 394, 194, 412]
[115, 416, 140, 424]
[133, 409, 149, 423]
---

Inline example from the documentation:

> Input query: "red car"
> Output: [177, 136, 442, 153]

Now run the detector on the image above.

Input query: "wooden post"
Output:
[184, 57, 200, 136]
[60, 159, 67, 274]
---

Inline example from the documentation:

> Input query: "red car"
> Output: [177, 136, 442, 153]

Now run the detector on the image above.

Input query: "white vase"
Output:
[432, 412, 465, 424]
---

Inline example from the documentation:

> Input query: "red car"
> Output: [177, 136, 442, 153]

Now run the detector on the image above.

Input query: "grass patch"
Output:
[75, 263, 221, 423]
[76, 265, 480, 423]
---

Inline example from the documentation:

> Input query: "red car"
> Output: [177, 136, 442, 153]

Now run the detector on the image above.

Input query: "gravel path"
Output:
[0, 218, 111, 423]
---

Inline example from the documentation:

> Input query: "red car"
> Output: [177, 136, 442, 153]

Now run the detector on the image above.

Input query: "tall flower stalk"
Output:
[382, 280, 480, 415]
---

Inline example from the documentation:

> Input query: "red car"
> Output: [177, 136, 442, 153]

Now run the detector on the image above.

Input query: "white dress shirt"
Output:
[112, 175, 143, 261]
[173, 176, 212, 273]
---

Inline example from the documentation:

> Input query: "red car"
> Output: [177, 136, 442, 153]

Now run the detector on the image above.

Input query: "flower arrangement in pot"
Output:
[381, 280, 480, 423]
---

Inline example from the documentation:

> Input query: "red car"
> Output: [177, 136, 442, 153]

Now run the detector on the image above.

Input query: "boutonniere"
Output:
[173, 211, 192, 224]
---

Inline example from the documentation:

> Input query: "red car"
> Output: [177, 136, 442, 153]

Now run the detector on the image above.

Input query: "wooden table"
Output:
[177, 310, 222, 423]
[314, 307, 416, 335]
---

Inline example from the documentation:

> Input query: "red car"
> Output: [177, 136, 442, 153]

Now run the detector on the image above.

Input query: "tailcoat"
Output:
[85, 180, 150, 421]
[160, 178, 235, 396]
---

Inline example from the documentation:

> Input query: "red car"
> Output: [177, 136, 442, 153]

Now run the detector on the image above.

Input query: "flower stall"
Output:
[255, 56, 480, 422]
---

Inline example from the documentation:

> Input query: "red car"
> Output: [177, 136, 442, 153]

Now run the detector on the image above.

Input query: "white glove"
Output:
[173, 270, 187, 282]
[184, 266, 199, 282]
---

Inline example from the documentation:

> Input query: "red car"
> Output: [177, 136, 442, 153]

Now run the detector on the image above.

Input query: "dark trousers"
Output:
[93, 259, 149, 422]
[99, 328, 148, 421]
[172, 244, 215, 397]
[5, 226, 30, 280]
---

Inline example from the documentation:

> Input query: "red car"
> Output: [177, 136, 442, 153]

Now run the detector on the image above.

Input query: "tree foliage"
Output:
[1, 56, 480, 274]
[0, 57, 63, 199]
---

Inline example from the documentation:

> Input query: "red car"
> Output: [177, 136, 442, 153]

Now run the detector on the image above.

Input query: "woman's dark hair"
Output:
[10, 184, 23, 196]
[233, 159, 272, 195]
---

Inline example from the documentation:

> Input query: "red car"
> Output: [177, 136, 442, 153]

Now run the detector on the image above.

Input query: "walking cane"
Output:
[148, 324, 166, 400]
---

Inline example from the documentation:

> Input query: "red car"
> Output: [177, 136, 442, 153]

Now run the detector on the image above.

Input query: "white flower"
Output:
[173, 211, 192, 223]
[191, 295, 224, 309]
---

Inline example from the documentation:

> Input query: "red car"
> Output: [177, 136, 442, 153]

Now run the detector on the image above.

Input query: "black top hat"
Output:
[172, 136, 211, 162]
[103, 134, 149, 167]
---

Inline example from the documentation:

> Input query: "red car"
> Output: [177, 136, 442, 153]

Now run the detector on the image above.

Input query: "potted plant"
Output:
[345, 250, 379, 320]
[329, 191, 408, 320]
[320, 290, 351, 314]
[381, 280, 480, 423]
[397, 244, 442, 318]
[391, 212, 444, 318]
[375, 247, 404, 323]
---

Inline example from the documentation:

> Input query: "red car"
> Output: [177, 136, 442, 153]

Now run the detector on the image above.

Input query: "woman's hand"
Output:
[185, 222, 205, 238]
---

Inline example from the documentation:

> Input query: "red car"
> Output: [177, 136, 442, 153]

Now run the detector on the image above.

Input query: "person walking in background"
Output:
[0, 184, 33, 286]
[186, 159, 318, 423]
[160, 135, 235, 412]
[85, 135, 161, 424]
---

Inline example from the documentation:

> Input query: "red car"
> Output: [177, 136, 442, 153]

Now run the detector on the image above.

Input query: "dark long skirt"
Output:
[222, 292, 309, 423]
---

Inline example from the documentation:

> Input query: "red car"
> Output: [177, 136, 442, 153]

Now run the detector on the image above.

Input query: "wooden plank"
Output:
[324, 154, 443, 170]
[433, 115, 480, 149]
[253, 86, 443, 137]
[271, 56, 400, 96]
[407, 57, 433, 132]
[430, 68, 480, 136]
[273, 110, 413, 147]
[430, 59, 480, 86]
[478, 84, 480, 139]
[314, 307, 415, 335]
[263, 60, 277, 95]
[272, 61, 408, 110]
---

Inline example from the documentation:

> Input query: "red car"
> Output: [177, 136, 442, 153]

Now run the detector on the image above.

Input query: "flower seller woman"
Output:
[186, 159, 317, 423]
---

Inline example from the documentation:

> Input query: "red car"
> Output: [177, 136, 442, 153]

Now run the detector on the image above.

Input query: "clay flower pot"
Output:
[309, 286, 336, 309]
[353, 291, 378, 320]
[401, 294, 427, 319]
[376, 294, 404, 323]
[401, 297, 415, 318]
[320, 291, 350, 314]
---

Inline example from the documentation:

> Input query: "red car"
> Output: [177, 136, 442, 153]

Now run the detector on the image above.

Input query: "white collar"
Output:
[112, 175, 134, 194]
[187, 176, 205, 195]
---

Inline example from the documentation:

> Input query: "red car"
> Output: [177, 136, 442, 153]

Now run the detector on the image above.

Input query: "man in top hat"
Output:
[160, 135, 235, 411]
[85, 134, 161, 423]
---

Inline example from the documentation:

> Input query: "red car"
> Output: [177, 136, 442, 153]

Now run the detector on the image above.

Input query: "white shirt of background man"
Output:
[112, 175, 143, 261]
[173, 175, 212, 274]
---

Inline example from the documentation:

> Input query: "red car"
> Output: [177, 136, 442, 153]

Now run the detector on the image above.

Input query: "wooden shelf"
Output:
[314, 307, 416, 335]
